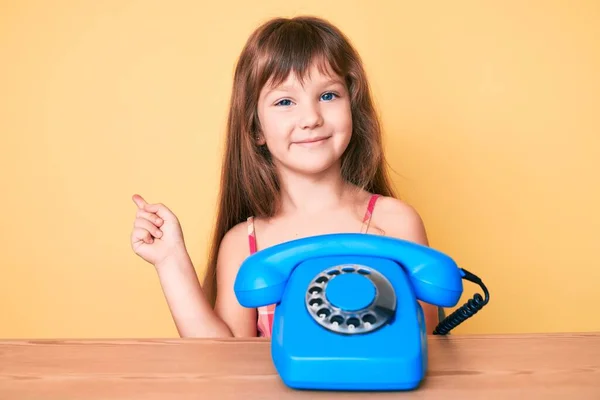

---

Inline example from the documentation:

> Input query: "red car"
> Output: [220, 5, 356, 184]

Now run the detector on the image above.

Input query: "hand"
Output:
[130, 194, 186, 267]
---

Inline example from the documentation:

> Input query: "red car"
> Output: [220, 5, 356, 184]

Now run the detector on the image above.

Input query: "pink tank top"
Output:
[246, 194, 381, 338]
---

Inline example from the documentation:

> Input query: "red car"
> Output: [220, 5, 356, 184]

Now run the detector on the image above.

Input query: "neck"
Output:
[276, 162, 353, 216]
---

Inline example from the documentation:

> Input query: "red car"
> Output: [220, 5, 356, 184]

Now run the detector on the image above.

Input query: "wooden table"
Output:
[1, 333, 598, 399]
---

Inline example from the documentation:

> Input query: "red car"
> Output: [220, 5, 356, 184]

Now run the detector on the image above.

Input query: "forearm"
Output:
[419, 301, 439, 335]
[155, 248, 233, 338]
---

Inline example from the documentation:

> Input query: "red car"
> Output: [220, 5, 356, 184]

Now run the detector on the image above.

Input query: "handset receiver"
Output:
[234, 233, 463, 308]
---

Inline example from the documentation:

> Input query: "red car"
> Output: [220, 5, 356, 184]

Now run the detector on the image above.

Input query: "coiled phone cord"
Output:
[432, 268, 490, 335]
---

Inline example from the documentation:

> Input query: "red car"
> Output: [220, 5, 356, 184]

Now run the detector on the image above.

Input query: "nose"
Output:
[298, 101, 324, 129]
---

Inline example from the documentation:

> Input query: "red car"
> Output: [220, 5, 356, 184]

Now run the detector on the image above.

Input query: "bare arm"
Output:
[132, 195, 255, 338]
[371, 197, 441, 335]
[213, 223, 258, 337]
[156, 223, 257, 338]
[155, 248, 234, 338]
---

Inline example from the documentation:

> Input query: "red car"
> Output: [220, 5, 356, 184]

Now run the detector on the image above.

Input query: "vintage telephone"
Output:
[234, 233, 489, 391]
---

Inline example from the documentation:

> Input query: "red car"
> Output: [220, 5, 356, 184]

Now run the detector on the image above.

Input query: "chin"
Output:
[286, 156, 343, 176]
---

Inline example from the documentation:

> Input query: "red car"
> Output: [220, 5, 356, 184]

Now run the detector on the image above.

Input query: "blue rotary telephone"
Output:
[234, 233, 489, 391]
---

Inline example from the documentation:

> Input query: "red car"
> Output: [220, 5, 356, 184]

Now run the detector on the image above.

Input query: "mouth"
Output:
[293, 136, 332, 145]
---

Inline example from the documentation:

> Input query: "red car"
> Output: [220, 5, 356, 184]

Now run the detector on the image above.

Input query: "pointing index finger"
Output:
[132, 194, 147, 209]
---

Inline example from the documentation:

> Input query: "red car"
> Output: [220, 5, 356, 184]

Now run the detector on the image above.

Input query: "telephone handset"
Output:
[235, 233, 463, 308]
[234, 233, 490, 391]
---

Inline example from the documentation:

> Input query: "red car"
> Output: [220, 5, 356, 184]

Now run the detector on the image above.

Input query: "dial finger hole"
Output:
[309, 298, 324, 308]
[330, 315, 344, 327]
[346, 317, 360, 330]
[309, 286, 322, 295]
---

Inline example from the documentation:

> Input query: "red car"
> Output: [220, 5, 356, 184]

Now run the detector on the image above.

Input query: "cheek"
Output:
[261, 112, 293, 142]
[331, 103, 353, 132]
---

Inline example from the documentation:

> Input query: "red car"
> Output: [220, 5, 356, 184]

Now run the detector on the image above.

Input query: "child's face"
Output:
[256, 63, 352, 176]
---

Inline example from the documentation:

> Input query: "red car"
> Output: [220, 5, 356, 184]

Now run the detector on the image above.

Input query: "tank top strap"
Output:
[360, 194, 381, 233]
[247, 216, 257, 254]
[247, 215, 274, 338]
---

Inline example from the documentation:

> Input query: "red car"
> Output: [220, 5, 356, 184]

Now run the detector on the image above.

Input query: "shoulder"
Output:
[370, 196, 429, 246]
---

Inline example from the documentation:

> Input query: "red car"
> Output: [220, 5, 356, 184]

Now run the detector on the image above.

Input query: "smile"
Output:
[293, 136, 331, 146]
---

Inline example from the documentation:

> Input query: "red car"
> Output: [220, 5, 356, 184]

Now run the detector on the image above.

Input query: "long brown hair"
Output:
[203, 16, 397, 305]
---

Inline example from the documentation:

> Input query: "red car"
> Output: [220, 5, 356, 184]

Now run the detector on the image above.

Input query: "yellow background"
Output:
[1, 1, 599, 338]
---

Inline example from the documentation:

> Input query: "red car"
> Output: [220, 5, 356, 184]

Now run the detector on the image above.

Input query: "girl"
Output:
[130, 15, 439, 338]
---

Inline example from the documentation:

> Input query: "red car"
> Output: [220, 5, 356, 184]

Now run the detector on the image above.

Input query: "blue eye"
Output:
[321, 92, 337, 101]
[275, 99, 292, 106]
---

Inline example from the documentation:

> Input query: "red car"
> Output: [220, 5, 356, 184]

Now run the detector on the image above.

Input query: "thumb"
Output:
[132, 194, 147, 209]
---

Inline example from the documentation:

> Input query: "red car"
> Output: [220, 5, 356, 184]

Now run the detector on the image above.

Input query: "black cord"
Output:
[432, 268, 490, 335]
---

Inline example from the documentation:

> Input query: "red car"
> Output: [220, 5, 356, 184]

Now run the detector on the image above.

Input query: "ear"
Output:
[255, 133, 266, 146]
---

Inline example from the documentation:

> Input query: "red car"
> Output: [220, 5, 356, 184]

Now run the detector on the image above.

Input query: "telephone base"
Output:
[272, 309, 428, 391]
[270, 255, 429, 391]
